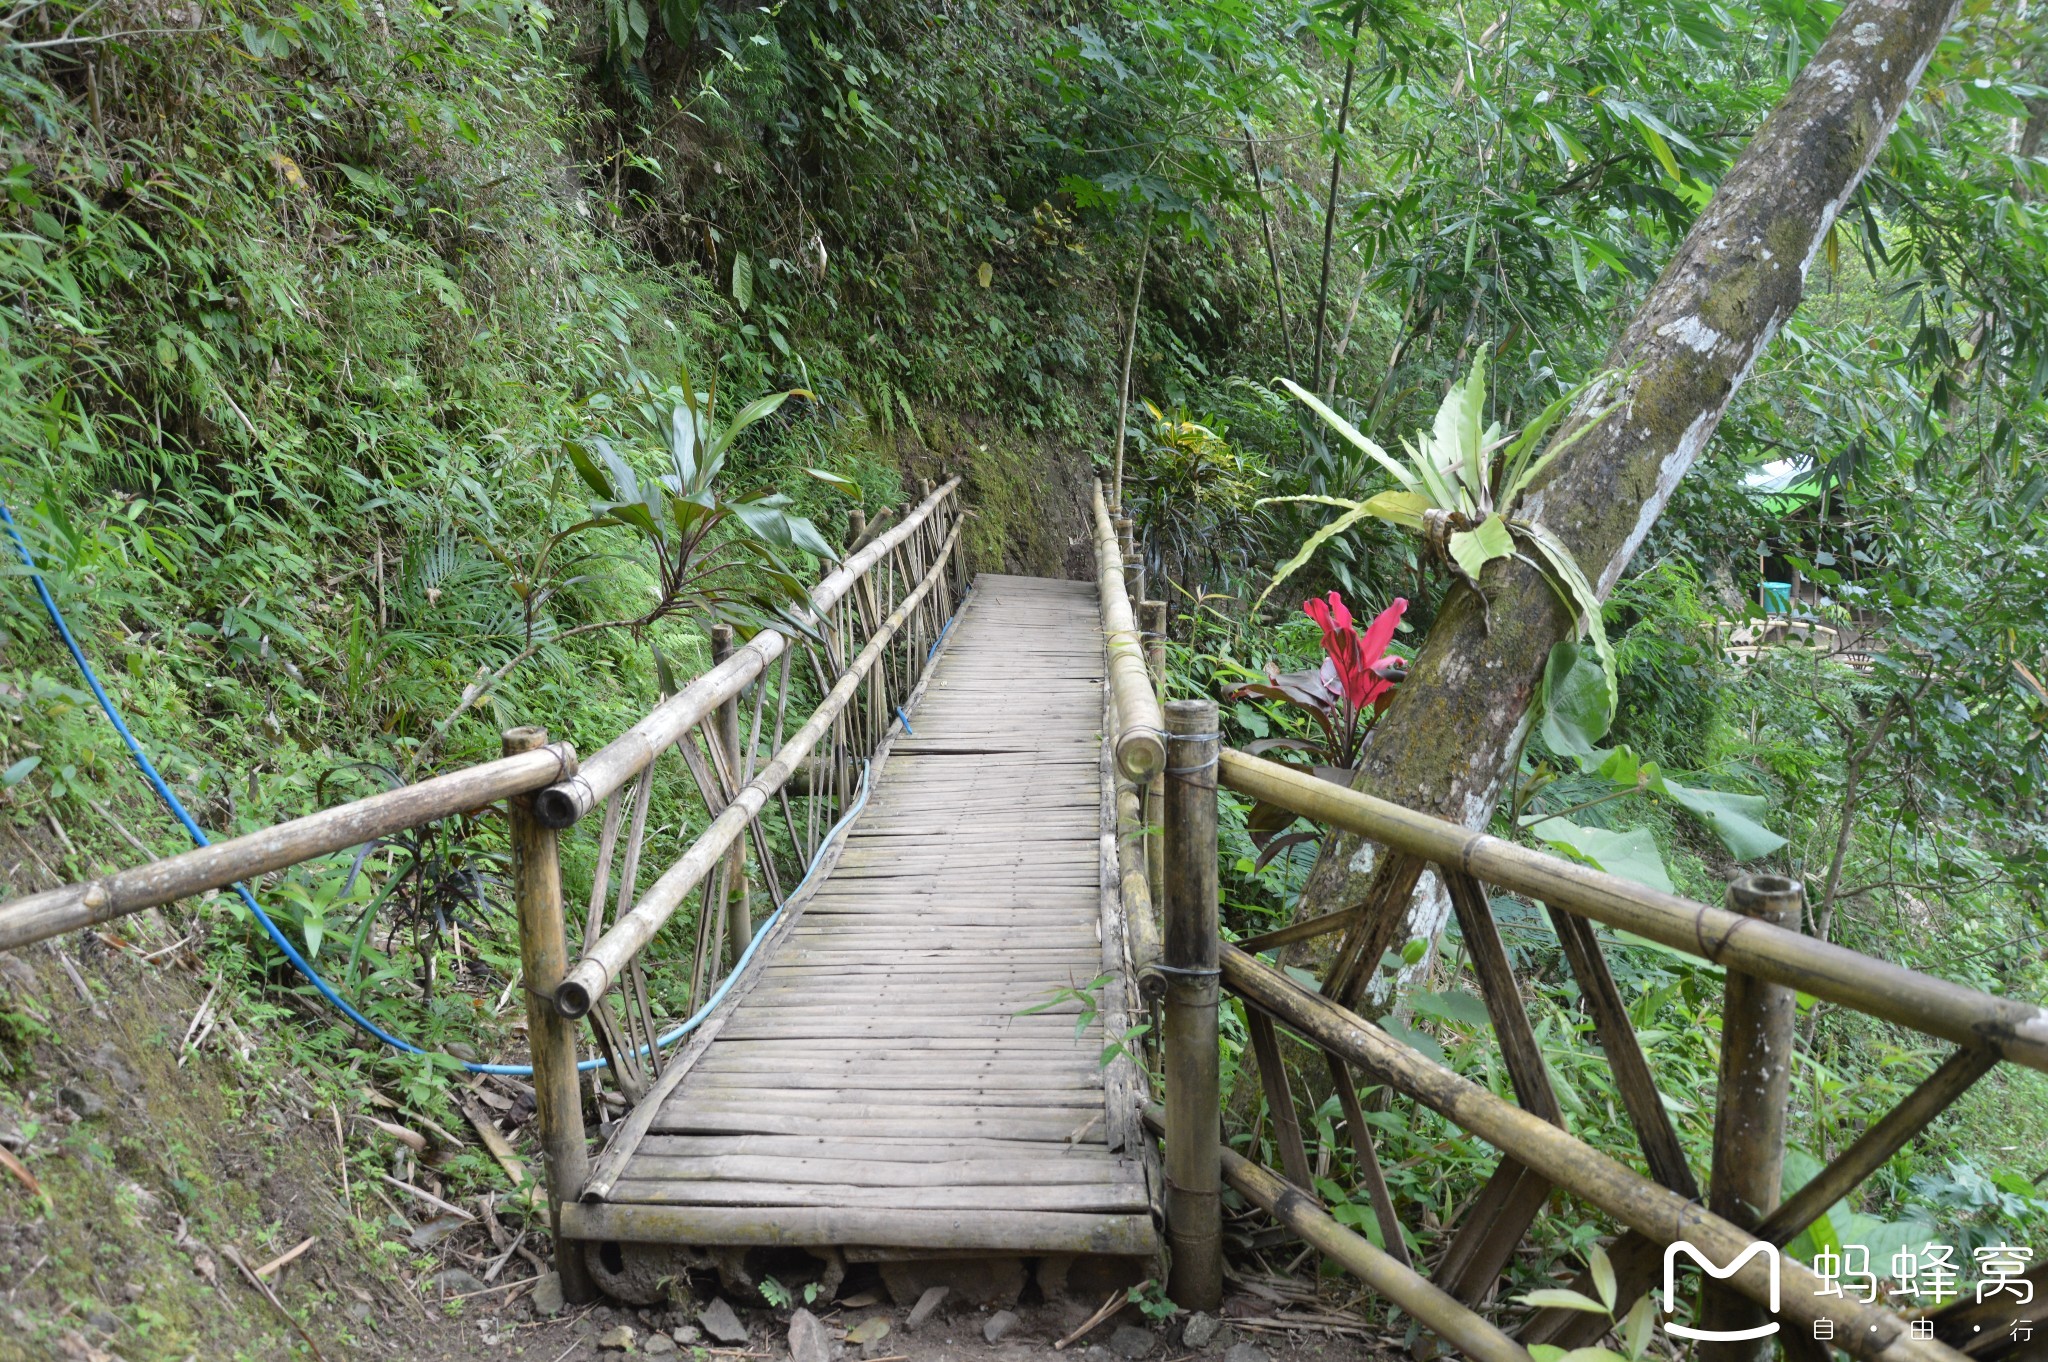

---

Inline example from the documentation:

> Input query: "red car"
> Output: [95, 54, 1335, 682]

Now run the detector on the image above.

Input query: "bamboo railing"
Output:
[0, 477, 970, 1305]
[1092, 514, 2041, 1362]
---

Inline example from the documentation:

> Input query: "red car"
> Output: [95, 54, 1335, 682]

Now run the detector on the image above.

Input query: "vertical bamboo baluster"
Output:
[950, 493, 970, 599]
[710, 626, 752, 963]
[1699, 873, 1803, 1361]
[1141, 600, 1167, 903]
[1163, 698, 1222, 1310]
[1115, 516, 1140, 614]
[502, 725, 595, 1303]
[1246, 1009, 1313, 1190]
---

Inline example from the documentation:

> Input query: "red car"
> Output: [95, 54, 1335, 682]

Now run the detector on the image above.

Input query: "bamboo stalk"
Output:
[503, 726, 594, 1305]
[1093, 481, 1165, 780]
[1217, 942, 1957, 1361]
[1216, 751, 2048, 1073]
[0, 744, 576, 952]
[1162, 699, 1221, 1311]
[535, 479, 959, 829]
[553, 518, 963, 1018]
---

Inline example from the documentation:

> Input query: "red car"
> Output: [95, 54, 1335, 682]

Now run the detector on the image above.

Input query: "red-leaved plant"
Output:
[1223, 592, 1407, 866]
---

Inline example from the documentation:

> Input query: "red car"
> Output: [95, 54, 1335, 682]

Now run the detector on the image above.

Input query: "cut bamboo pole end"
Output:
[1092, 480, 1165, 780]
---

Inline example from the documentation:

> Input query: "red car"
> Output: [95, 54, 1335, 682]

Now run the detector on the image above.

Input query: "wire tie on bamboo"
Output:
[1150, 962, 1221, 979]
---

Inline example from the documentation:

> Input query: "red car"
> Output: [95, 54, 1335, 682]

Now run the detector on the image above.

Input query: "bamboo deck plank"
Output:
[596, 575, 1157, 1257]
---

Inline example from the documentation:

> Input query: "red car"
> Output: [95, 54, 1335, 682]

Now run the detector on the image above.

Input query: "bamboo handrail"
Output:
[552, 517, 963, 1018]
[1220, 943, 1959, 1362]
[1092, 480, 1165, 779]
[533, 478, 962, 829]
[1218, 749, 2048, 1074]
[0, 742, 578, 951]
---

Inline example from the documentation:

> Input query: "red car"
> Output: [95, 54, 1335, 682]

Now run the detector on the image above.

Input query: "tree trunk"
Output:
[1294, 0, 1962, 1006]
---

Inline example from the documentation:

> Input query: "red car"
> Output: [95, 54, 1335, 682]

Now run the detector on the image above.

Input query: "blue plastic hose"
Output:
[0, 499, 873, 1077]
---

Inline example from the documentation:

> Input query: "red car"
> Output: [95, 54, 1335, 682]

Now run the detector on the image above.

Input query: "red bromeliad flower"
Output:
[1304, 592, 1407, 714]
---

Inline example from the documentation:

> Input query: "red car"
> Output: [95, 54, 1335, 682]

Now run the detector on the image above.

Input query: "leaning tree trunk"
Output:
[1298, 0, 1961, 1008]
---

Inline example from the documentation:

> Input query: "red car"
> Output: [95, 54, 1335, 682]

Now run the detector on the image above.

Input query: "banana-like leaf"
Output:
[1358, 489, 1430, 530]
[1277, 378, 1418, 495]
[1514, 519, 1617, 713]
[1256, 497, 1398, 609]
[1437, 354, 1490, 510]
[1446, 511, 1514, 588]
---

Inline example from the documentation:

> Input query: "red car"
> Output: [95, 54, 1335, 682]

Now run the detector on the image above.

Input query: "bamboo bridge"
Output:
[2, 479, 2044, 1361]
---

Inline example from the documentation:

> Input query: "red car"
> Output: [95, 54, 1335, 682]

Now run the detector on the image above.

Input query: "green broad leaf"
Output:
[1778, 1147, 1849, 1263]
[1399, 936, 1430, 965]
[1410, 989, 1492, 1029]
[1514, 1288, 1609, 1315]
[567, 443, 616, 499]
[1447, 512, 1514, 588]
[1621, 1295, 1656, 1359]
[732, 250, 754, 312]
[1378, 1016, 1444, 1066]
[1, 756, 41, 787]
[1358, 489, 1431, 530]
[1437, 354, 1489, 508]
[1515, 519, 1617, 713]
[1588, 1244, 1617, 1312]
[1527, 818, 1674, 895]
[302, 915, 324, 960]
[1538, 638, 1612, 762]
[1652, 778, 1787, 860]
[1276, 379, 1417, 495]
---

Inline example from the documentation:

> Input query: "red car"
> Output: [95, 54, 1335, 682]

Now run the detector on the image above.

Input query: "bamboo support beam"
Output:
[504, 726, 595, 1304]
[553, 518, 962, 1018]
[1093, 480, 1164, 780]
[1217, 751, 2048, 1073]
[1218, 942, 1963, 1362]
[1218, 1134, 1531, 1362]
[0, 743, 576, 952]
[1161, 699, 1221, 1311]
[535, 479, 959, 829]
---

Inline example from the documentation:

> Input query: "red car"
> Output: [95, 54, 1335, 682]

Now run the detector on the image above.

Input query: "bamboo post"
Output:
[1162, 698, 1222, 1310]
[1699, 873, 1803, 1360]
[710, 626, 753, 963]
[503, 725, 595, 1304]
[1141, 600, 1168, 904]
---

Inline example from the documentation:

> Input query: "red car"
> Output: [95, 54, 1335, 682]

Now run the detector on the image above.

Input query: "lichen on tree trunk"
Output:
[1296, 0, 1964, 1010]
